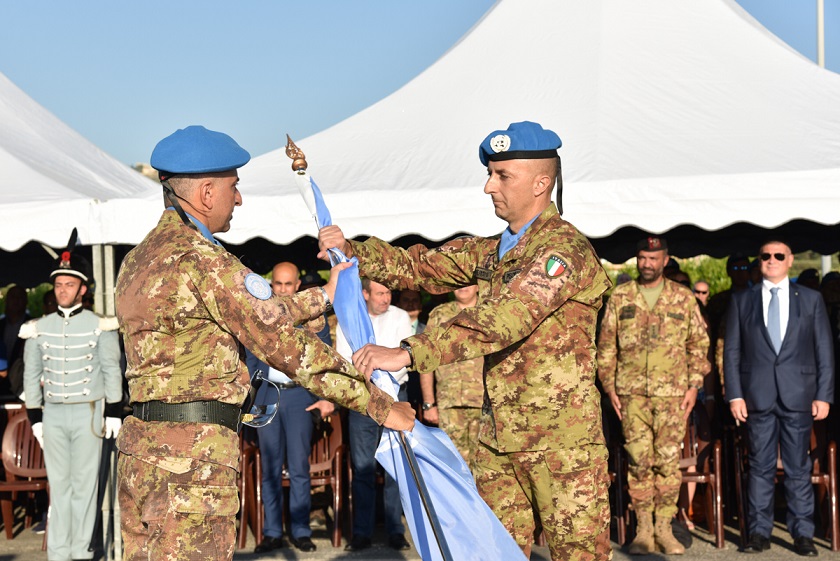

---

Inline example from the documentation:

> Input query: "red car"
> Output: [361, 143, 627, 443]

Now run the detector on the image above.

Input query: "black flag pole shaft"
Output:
[398, 431, 454, 561]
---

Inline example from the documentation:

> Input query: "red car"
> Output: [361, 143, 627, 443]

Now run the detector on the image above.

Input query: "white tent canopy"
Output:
[0, 73, 158, 252]
[2, 0, 839, 267]
[221, 0, 840, 261]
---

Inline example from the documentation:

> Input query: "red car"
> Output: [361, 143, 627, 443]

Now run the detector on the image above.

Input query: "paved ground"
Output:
[2, 514, 837, 561]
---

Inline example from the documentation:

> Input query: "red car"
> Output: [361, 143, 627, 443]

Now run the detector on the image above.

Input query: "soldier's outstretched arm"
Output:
[181, 246, 396, 425]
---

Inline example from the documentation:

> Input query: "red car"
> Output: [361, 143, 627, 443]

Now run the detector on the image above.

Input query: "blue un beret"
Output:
[479, 121, 562, 166]
[151, 125, 251, 176]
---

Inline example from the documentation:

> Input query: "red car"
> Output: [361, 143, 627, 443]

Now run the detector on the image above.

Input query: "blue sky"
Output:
[1, 1, 837, 166]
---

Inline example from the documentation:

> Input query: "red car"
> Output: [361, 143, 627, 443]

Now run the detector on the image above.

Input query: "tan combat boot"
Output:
[628, 511, 655, 555]
[654, 515, 685, 555]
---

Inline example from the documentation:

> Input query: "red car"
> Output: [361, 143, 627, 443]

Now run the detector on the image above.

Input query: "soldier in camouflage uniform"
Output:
[22, 244, 123, 561]
[419, 285, 485, 467]
[320, 121, 613, 561]
[597, 237, 710, 555]
[114, 126, 414, 561]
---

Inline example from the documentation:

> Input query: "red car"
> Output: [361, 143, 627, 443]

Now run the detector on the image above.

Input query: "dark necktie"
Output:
[768, 287, 781, 354]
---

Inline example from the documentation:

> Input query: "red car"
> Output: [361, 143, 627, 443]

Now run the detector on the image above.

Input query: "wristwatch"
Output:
[422, 402, 437, 411]
[399, 341, 414, 368]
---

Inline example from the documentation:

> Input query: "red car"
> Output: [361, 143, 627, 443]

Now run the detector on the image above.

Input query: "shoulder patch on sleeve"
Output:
[98, 316, 120, 331]
[18, 319, 38, 339]
[545, 255, 569, 277]
[244, 273, 272, 301]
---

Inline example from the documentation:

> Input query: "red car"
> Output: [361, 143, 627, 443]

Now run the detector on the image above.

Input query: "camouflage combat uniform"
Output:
[351, 203, 613, 561]
[597, 279, 710, 519]
[115, 211, 394, 561]
[425, 300, 484, 466]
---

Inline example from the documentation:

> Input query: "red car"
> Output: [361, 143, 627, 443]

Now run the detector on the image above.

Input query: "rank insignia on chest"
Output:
[545, 255, 568, 277]
[244, 273, 272, 300]
[474, 267, 493, 281]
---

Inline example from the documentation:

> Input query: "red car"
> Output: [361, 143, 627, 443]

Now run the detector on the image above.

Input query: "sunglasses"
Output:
[760, 252, 787, 262]
[694, 290, 708, 295]
[730, 265, 749, 271]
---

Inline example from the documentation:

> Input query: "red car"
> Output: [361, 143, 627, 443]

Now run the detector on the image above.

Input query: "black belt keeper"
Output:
[132, 400, 240, 432]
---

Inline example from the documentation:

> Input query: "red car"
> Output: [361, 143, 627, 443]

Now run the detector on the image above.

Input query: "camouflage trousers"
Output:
[438, 406, 481, 468]
[474, 443, 612, 561]
[620, 395, 686, 517]
[117, 453, 239, 561]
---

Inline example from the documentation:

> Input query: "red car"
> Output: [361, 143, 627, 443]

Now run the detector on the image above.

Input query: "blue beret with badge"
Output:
[151, 125, 251, 177]
[479, 121, 562, 166]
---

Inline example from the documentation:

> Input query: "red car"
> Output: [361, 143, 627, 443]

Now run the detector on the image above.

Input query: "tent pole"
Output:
[818, 0, 825, 68]
[92, 244, 104, 314]
[104, 245, 116, 316]
[818, 0, 831, 278]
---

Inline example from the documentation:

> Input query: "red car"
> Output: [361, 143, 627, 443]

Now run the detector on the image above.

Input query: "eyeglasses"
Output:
[760, 252, 787, 262]
[694, 290, 708, 295]
[730, 265, 749, 271]
[240, 370, 281, 429]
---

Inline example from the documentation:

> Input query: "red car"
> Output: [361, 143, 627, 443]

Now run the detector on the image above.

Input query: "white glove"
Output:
[31, 422, 44, 449]
[104, 417, 122, 439]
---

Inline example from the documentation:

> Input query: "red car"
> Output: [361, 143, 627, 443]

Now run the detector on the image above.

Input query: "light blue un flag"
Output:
[306, 176, 526, 561]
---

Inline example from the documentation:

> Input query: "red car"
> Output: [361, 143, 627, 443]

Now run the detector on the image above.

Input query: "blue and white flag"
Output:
[297, 173, 526, 561]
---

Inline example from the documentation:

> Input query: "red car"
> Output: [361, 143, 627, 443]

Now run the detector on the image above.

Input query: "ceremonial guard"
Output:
[22, 239, 123, 561]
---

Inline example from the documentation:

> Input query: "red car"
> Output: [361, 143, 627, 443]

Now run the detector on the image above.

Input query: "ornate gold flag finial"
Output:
[285, 134, 308, 174]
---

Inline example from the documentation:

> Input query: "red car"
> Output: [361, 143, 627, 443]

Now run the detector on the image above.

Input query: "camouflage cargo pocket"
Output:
[168, 483, 239, 516]
[153, 483, 239, 560]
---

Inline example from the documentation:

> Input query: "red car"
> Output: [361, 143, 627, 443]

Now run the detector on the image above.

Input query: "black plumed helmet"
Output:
[49, 228, 92, 285]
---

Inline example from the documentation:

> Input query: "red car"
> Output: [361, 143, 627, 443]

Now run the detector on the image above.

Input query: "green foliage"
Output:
[605, 256, 730, 297]
[677, 257, 729, 295]
[606, 250, 839, 299]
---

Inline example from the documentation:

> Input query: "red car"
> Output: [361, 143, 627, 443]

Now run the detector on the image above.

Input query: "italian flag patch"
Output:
[546, 255, 567, 277]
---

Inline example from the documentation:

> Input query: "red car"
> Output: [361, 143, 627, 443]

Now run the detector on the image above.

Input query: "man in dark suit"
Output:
[725, 239, 834, 557]
[248, 262, 335, 555]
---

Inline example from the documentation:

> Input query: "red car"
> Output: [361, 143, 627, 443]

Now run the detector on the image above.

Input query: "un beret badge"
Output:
[546, 255, 567, 277]
[244, 273, 272, 300]
[489, 134, 511, 153]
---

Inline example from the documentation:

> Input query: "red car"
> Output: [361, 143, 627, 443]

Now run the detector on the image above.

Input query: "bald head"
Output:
[271, 262, 301, 296]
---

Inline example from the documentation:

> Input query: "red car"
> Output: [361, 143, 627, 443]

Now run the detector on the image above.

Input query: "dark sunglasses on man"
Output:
[760, 252, 787, 262]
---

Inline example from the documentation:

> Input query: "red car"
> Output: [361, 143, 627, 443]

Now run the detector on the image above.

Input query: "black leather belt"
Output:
[132, 400, 240, 432]
[276, 381, 300, 390]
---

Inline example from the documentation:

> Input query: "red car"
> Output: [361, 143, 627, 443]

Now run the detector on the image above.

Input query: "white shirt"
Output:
[336, 305, 414, 385]
[762, 276, 790, 345]
[266, 367, 293, 384]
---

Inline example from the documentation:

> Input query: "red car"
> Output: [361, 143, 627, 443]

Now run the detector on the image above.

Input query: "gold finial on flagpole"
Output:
[285, 135, 308, 174]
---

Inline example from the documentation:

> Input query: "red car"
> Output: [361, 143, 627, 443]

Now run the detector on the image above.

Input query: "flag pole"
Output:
[285, 135, 453, 560]
[398, 431, 454, 561]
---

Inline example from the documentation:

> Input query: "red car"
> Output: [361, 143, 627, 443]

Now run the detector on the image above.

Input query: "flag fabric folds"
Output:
[300, 174, 526, 560]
